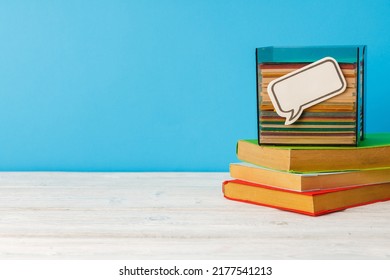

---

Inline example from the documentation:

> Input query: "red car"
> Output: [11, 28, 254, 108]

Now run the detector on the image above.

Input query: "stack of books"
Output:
[223, 133, 390, 216]
[258, 62, 358, 145]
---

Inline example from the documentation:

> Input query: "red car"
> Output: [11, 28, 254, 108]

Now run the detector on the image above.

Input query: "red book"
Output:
[222, 180, 390, 216]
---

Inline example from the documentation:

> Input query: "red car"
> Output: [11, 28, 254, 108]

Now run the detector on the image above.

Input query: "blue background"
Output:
[0, 0, 389, 171]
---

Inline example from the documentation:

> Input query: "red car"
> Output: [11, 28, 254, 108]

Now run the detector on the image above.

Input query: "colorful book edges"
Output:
[256, 46, 366, 146]
[223, 180, 390, 217]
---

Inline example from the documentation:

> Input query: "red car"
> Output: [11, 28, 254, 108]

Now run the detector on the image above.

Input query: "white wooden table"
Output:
[0, 172, 389, 259]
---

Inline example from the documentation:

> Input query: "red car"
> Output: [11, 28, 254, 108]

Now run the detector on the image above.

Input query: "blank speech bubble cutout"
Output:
[267, 57, 347, 125]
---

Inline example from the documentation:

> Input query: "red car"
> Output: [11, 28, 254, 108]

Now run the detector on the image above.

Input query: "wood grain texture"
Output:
[0, 172, 389, 259]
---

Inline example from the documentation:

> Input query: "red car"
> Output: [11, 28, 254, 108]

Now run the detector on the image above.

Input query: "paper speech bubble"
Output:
[267, 57, 347, 125]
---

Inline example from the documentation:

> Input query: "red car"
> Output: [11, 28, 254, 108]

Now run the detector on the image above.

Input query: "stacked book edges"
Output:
[223, 133, 390, 216]
[257, 63, 360, 145]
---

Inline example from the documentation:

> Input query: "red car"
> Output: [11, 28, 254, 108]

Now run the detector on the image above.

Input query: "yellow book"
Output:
[230, 162, 390, 192]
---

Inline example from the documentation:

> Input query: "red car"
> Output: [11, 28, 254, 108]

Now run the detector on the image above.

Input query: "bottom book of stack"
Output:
[223, 179, 390, 216]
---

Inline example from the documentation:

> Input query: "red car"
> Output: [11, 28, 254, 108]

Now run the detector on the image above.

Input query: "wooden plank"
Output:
[0, 172, 389, 259]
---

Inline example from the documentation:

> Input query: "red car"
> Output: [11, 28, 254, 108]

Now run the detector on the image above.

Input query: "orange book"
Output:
[222, 179, 390, 216]
[229, 162, 390, 192]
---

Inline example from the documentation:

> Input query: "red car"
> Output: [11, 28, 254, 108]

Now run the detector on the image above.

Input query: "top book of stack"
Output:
[256, 46, 366, 146]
